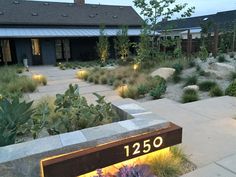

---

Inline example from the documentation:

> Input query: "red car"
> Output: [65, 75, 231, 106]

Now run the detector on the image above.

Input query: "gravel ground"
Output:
[141, 53, 236, 103]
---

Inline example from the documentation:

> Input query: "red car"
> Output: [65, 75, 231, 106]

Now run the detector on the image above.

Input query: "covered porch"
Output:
[0, 27, 142, 66]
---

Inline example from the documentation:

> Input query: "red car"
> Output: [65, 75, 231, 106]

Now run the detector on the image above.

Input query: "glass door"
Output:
[55, 39, 71, 62]
[31, 39, 42, 65]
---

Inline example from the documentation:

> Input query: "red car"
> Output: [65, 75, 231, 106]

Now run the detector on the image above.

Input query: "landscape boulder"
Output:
[183, 85, 199, 92]
[151, 67, 176, 80]
[206, 62, 235, 79]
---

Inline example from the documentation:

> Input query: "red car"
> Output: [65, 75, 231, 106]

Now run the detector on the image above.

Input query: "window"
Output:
[55, 40, 63, 59]
[1, 40, 12, 62]
[55, 39, 71, 60]
[63, 39, 71, 59]
[31, 39, 41, 55]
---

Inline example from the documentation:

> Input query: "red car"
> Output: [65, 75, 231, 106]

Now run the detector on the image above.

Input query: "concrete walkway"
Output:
[23, 66, 122, 103]
[140, 97, 236, 177]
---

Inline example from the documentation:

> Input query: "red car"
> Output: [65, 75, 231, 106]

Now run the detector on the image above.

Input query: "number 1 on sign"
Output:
[124, 145, 130, 157]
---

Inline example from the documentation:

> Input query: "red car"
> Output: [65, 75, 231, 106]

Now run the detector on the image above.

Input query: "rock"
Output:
[183, 85, 199, 91]
[211, 62, 235, 71]
[206, 62, 235, 78]
[151, 67, 176, 80]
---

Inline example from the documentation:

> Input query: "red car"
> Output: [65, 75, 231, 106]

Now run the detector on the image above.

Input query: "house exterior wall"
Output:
[41, 39, 56, 65]
[71, 37, 98, 61]
[14, 39, 33, 66]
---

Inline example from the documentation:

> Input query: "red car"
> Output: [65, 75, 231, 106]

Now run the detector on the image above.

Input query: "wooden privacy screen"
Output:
[41, 123, 182, 177]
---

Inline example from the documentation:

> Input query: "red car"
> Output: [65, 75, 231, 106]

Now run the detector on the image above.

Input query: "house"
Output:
[0, 0, 143, 66]
[158, 10, 236, 40]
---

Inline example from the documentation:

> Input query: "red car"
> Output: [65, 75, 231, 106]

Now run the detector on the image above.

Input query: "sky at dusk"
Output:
[31, 0, 236, 19]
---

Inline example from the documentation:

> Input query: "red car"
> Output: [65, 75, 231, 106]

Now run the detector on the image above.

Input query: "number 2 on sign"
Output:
[124, 136, 163, 157]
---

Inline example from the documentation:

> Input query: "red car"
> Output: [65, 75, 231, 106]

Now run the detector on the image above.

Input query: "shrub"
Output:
[0, 66, 38, 98]
[188, 60, 196, 68]
[209, 86, 224, 97]
[100, 76, 108, 84]
[149, 82, 167, 99]
[148, 76, 166, 90]
[230, 53, 235, 58]
[48, 84, 119, 134]
[184, 76, 198, 87]
[16, 68, 24, 74]
[172, 72, 182, 83]
[113, 80, 122, 89]
[137, 84, 150, 96]
[150, 151, 182, 177]
[229, 72, 236, 81]
[225, 81, 236, 96]
[172, 63, 183, 74]
[196, 64, 201, 72]
[218, 55, 226, 63]
[123, 85, 139, 99]
[198, 81, 217, 91]
[107, 76, 115, 86]
[116, 165, 153, 177]
[199, 45, 208, 61]
[88, 75, 94, 83]
[94, 77, 100, 84]
[182, 89, 199, 103]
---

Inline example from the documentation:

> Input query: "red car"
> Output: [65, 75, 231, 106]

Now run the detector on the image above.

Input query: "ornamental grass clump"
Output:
[0, 66, 37, 98]
[182, 89, 199, 103]
[183, 76, 198, 87]
[209, 86, 224, 97]
[198, 81, 217, 92]
[225, 81, 236, 97]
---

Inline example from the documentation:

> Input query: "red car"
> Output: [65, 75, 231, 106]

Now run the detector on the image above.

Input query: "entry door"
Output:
[31, 39, 42, 65]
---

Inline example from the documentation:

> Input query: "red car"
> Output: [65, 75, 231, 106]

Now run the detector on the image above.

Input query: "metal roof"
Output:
[0, 28, 147, 38]
[181, 28, 201, 34]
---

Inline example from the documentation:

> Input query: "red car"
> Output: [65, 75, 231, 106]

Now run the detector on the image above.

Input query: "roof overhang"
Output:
[180, 28, 202, 34]
[0, 27, 149, 38]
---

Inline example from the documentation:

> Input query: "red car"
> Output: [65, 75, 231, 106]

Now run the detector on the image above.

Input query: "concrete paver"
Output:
[24, 66, 122, 103]
[181, 163, 236, 177]
[141, 97, 236, 171]
[217, 153, 236, 174]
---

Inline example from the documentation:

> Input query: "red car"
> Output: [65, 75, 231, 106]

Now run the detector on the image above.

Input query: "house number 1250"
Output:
[124, 136, 163, 157]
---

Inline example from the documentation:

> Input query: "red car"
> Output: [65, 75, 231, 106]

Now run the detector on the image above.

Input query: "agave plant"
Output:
[0, 97, 34, 146]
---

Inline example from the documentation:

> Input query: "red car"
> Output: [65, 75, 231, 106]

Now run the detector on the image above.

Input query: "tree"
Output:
[173, 38, 182, 59]
[114, 26, 130, 61]
[200, 19, 214, 51]
[97, 25, 109, 63]
[133, 0, 195, 58]
[135, 24, 152, 64]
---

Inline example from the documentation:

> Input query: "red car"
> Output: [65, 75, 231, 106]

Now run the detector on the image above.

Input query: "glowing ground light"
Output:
[76, 70, 88, 79]
[32, 74, 43, 81]
[117, 84, 128, 97]
[133, 63, 140, 71]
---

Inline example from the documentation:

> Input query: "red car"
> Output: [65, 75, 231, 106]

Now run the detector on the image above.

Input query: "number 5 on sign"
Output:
[124, 136, 163, 157]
